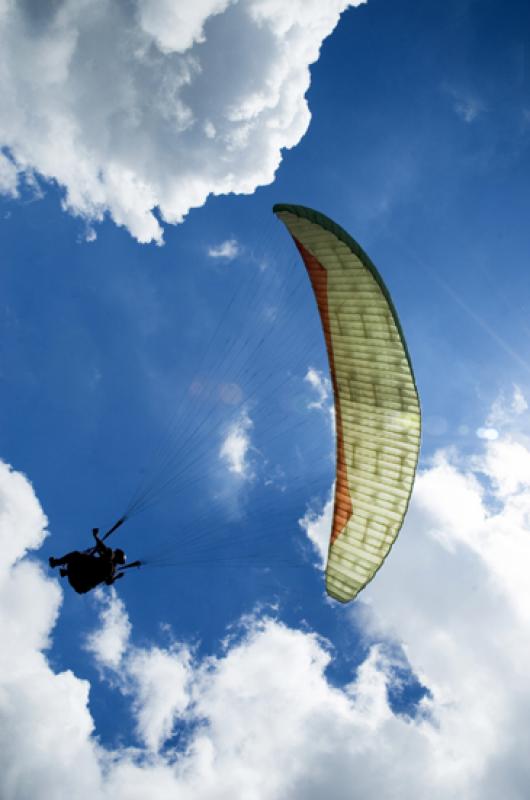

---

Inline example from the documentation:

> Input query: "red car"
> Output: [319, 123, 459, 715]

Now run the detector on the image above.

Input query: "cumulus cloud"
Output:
[137, 0, 232, 54]
[355, 438, 530, 794]
[207, 238, 240, 260]
[126, 644, 193, 752]
[0, 0, 361, 243]
[9, 402, 530, 798]
[85, 593, 193, 752]
[84, 588, 132, 669]
[0, 460, 103, 799]
[219, 409, 254, 477]
[476, 437, 530, 499]
[0, 459, 49, 579]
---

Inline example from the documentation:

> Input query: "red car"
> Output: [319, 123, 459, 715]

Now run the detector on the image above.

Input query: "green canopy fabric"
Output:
[274, 204, 421, 602]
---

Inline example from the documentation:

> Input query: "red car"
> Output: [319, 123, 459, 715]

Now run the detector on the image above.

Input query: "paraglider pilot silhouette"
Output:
[49, 519, 141, 594]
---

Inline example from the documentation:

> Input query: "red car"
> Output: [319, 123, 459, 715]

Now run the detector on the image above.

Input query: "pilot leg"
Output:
[51, 551, 81, 567]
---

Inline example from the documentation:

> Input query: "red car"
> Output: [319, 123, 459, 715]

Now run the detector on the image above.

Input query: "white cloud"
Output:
[137, 0, 233, 55]
[0, 151, 18, 197]
[220, 409, 254, 477]
[475, 387, 530, 489]
[0, 459, 49, 581]
[84, 588, 132, 669]
[356, 439, 530, 792]
[0, 0, 361, 243]
[476, 426, 498, 440]
[298, 487, 333, 566]
[85, 593, 192, 752]
[9, 406, 530, 798]
[476, 437, 530, 499]
[84, 225, 97, 243]
[486, 384, 528, 429]
[304, 367, 334, 427]
[207, 238, 240, 260]
[305, 367, 329, 409]
[0, 460, 103, 799]
[126, 644, 193, 752]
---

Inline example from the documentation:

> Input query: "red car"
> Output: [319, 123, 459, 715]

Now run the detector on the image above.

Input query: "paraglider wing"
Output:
[273, 204, 421, 602]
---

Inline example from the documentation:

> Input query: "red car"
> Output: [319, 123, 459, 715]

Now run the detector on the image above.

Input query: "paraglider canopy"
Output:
[274, 204, 421, 603]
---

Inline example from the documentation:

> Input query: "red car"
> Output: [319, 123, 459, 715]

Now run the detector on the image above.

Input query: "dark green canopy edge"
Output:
[273, 203, 419, 394]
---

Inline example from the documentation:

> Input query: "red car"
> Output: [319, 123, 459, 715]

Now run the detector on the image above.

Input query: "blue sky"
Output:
[2, 1, 530, 797]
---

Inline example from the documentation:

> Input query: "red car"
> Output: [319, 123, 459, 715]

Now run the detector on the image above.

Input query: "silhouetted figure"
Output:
[49, 528, 129, 594]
